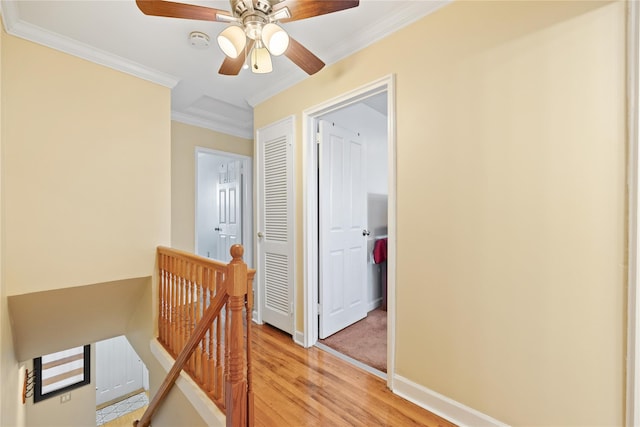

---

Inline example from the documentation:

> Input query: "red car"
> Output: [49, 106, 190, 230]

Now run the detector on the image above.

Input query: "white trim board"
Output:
[315, 342, 386, 381]
[245, 2, 451, 107]
[0, 12, 179, 89]
[173, 112, 253, 140]
[294, 331, 305, 347]
[367, 298, 383, 313]
[393, 375, 510, 427]
[627, 1, 640, 426]
[0, 5, 254, 139]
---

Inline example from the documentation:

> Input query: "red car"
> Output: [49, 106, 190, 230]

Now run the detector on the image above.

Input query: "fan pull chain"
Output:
[243, 39, 249, 70]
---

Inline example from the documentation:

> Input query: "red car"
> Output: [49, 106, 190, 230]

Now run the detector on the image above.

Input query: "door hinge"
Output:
[316, 132, 321, 144]
[290, 302, 294, 316]
[317, 303, 321, 313]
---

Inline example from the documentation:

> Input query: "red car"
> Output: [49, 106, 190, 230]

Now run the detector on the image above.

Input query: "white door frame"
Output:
[194, 147, 254, 268]
[627, 2, 639, 426]
[302, 75, 397, 389]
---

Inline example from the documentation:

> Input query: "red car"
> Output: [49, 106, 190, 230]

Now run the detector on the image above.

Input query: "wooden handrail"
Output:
[135, 245, 254, 427]
[134, 289, 228, 427]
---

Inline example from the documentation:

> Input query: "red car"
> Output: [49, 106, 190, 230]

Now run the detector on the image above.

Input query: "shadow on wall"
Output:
[8, 277, 150, 362]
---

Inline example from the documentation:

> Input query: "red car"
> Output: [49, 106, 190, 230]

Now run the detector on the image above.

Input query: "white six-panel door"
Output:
[96, 336, 144, 406]
[319, 120, 367, 339]
[256, 118, 294, 334]
[216, 160, 241, 262]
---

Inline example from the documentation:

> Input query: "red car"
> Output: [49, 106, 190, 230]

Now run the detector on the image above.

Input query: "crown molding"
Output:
[0, 0, 20, 30]
[172, 111, 253, 140]
[0, 0, 180, 89]
[247, 0, 450, 107]
[0, 0, 450, 137]
[323, 0, 451, 66]
[246, 72, 306, 107]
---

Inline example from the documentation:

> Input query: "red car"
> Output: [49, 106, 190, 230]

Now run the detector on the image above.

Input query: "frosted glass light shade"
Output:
[262, 23, 289, 56]
[251, 47, 273, 73]
[217, 25, 246, 58]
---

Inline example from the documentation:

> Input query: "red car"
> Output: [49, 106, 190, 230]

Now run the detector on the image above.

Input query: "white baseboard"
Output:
[393, 375, 510, 427]
[294, 330, 305, 347]
[367, 298, 383, 312]
[252, 310, 262, 325]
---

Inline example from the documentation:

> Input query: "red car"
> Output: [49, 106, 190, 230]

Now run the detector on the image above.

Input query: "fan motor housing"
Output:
[243, 14, 267, 39]
[254, 0, 272, 14]
[232, 0, 272, 17]
[233, 0, 248, 16]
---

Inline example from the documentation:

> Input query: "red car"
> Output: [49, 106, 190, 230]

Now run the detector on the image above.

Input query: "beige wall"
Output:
[171, 121, 253, 251]
[9, 278, 150, 361]
[24, 345, 96, 427]
[3, 34, 172, 295]
[1, 29, 173, 425]
[254, 1, 626, 425]
[0, 23, 24, 427]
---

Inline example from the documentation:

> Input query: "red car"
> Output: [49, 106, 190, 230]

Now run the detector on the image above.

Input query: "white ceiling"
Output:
[1, 0, 448, 138]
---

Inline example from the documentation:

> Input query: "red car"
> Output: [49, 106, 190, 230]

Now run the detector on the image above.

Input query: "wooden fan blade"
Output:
[219, 40, 255, 76]
[285, 37, 325, 75]
[136, 0, 232, 22]
[272, 0, 359, 23]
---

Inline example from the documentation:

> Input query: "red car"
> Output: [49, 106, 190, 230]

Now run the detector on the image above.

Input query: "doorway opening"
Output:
[302, 75, 396, 386]
[315, 94, 388, 376]
[95, 335, 149, 426]
[195, 148, 253, 267]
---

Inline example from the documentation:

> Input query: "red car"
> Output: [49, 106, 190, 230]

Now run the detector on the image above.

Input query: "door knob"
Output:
[362, 229, 370, 236]
[257, 232, 264, 238]
[214, 227, 222, 232]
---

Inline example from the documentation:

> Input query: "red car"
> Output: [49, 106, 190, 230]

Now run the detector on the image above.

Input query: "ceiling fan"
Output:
[136, 0, 360, 75]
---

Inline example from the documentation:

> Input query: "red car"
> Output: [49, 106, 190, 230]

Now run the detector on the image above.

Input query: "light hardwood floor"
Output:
[112, 323, 454, 427]
[102, 407, 146, 427]
[252, 323, 455, 427]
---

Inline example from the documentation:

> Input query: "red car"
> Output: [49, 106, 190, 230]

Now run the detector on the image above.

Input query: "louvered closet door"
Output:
[256, 117, 294, 334]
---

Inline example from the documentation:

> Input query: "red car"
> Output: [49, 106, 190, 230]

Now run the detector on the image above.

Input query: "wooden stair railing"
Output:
[134, 245, 255, 427]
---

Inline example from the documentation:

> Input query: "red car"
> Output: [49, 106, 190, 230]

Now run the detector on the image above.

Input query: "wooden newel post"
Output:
[225, 244, 248, 427]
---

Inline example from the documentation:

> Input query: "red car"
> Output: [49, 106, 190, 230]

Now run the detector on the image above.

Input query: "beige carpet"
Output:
[319, 308, 387, 372]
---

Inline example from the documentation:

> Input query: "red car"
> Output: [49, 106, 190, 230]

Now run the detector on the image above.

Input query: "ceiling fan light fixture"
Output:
[217, 25, 246, 58]
[251, 45, 273, 74]
[262, 23, 289, 56]
[135, 0, 356, 76]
